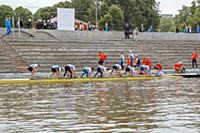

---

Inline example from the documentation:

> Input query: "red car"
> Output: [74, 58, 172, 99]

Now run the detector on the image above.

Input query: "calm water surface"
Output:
[0, 78, 200, 133]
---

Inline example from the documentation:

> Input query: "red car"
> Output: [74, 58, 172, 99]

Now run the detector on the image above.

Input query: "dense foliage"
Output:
[174, 0, 200, 32]
[0, 0, 160, 30]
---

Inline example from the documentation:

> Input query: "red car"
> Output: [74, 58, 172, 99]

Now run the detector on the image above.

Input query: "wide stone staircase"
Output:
[0, 40, 28, 73]
[1, 38, 200, 73]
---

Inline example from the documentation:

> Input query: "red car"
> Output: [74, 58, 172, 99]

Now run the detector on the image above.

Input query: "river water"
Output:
[0, 78, 200, 133]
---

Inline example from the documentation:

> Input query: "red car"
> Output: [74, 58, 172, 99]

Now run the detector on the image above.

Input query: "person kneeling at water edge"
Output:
[49, 65, 63, 79]
[63, 64, 76, 78]
[81, 67, 94, 78]
[110, 64, 122, 77]
[28, 64, 40, 78]
[93, 65, 107, 78]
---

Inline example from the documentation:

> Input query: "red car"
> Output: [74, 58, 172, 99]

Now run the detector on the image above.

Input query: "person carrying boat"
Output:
[63, 64, 76, 78]
[125, 65, 136, 77]
[139, 65, 150, 75]
[81, 67, 94, 78]
[93, 65, 107, 78]
[154, 63, 163, 70]
[174, 62, 185, 73]
[110, 64, 122, 77]
[49, 65, 63, 79]
[154, 63, 164, 76]
[192, 50, 198, 68]
[28, 64, 40, 78]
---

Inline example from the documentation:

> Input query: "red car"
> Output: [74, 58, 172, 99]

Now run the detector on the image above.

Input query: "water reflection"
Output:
[0, 78, 200, 132]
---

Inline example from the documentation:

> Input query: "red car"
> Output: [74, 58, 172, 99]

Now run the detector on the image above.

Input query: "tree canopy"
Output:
[0, 0, 160, 30]
[174, 0, 200, 32]
[0, 5, 13, 27]
[14, 6, 32, 23]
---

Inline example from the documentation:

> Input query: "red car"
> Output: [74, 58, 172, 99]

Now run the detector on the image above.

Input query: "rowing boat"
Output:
[0, 76, 180, 85]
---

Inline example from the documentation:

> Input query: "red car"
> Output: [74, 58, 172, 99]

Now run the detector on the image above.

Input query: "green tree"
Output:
[54, 1, 71, 8]
[99, 5, 124, 31]
[34, 6, 56, 21]
[159, 16, 175, 32]
[0, 5, 13, 27]
[34, 1, 71, 21]
[175, 0, 200, 32]
[71, 0, 95, 23]
[14, 6, 32, 24]
[99, 0, 160, 30]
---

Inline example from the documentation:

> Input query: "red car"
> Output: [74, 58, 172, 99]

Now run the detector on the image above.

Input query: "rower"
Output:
[139, 65, 150, 75]
[49, 65, 63, 79]
[81, 67, 94, 78]
[174, 62, 185, 73]
[93, 65, 107, 78]
[125, 65, 136, 77]
[63, 64, 76, 78]
[110, 64, 122, 77]
[28, 64, 40, 78]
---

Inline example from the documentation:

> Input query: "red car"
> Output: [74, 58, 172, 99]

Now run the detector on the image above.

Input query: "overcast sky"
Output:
[0, 0, 193, 14]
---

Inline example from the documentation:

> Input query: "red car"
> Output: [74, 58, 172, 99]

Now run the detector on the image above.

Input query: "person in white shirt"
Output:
[125, 65, 136, 77]
[81, 67, 95, 78]
[28, 64, 40, 78]
[49, 65, 63, 79]
[94, 65, 107, 78]
[110, 64, 122, 77]
[63, 64, 76, 78]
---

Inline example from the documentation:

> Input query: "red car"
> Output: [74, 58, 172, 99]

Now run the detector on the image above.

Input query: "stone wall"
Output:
[1, 28, 200, 41]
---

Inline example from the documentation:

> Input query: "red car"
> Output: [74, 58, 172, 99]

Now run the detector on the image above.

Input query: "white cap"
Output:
[129, 50, 132, 53]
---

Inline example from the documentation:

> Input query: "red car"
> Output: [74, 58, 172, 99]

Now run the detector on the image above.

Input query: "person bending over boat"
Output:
[139, 65, 150, 75]
[154, 63, 164, 76]
[93, 65, 107, 78]
[28, 64, 40, 78]
[125, 65, 136, 77]
[63, 64, 76, 78]
[49, 65, 63, 79]
[174, 62, 185, 73]
[110, 64, 122, 77]
[81, 67, 94, 78]
[154, 63, 163, 70]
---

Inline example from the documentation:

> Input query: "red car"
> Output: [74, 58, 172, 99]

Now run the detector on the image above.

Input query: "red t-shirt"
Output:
[192, 53, 198, 59]
[174, 63, 183, 69]
[155, 64, 163, 70]
[99, 53, 104, 60]
[127, 57, 131, 65]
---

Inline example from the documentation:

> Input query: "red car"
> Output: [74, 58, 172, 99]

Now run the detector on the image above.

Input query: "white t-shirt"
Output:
[67, 64, 76, 70]
[114, 64, 122, 70]
[30, 64, 39, 68]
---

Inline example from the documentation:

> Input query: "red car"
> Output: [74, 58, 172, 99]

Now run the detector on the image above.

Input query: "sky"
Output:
[0, 0, 193, 15]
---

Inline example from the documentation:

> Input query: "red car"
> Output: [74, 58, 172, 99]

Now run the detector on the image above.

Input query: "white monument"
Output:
[57, 8, 75, 30]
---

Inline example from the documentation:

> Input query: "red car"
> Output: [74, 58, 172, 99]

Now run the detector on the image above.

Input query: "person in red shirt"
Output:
[174, 62, 185, 73]
[154, 63, 163, 70]
[146, 58, 152, 70]
[192, 50, 198, 68]
[126, 55, 132, 66]
[98, 51, 105, 65]
[142, 58, 147, 65]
